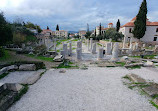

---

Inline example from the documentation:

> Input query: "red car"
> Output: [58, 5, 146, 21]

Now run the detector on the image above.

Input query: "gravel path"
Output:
[8, 67, 157, 111]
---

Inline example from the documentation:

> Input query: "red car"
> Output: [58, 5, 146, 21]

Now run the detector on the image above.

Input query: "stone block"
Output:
[5, 83, 23, 92]
[127, 74, 146, 83]
[19, 64, 36, 71]
[0, 67, 8, 75]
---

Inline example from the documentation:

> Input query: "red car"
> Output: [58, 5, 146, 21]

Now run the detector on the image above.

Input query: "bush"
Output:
[0, 47, 5, 57]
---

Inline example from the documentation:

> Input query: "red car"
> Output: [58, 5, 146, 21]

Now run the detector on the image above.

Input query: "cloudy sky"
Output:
[0, 0, 157, 31]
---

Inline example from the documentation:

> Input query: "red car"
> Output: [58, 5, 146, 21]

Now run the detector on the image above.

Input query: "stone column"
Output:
[63, 44, 68, 56]
[92, 43, 97, 54]
[76, 48, 82, 60]
[98, 48, 103, 60]
[106, 43, 112, 55]
[90, 38, 93, 50]
[87, 39, 90, 51]
[123, 36, 126, 48]
[129, 38, 133, 49]
[68, 41, 72, 56]
[77, 41, 82, 52]
[110, 42, 119, 61]
[54, 38, 57, 51]
[60, 50, 65, 59]
[135, 43, 139, 50]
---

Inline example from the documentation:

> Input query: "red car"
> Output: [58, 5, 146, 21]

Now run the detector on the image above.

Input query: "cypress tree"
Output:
[56, 24, 59, 31]
[94, 28, 96, 37]
[99, 23, 102, 36]
[133, 0, 147, 39]
[116, 19, 120, 32]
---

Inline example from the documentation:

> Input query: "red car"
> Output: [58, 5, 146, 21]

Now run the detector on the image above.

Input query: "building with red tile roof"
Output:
[119, 17, 158, 43]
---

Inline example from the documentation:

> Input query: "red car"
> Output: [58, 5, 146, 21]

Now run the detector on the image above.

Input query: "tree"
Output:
[85, 31, 91, 39]
[94, 28, 96, 37]
[133, 0, 147, 39]
[0, 12, 13, 46]
[116, 19, 120, 32]
[56, 24, 59, 31]
[13, 32, 26, 45]
[106, 28, 124, 42]
[99, 23, 102, 36]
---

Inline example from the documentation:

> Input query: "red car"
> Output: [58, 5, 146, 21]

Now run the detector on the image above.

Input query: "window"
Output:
[129, 28, 132, 33]
[156, 28, 158, 32]
[153, 37, 157, 41]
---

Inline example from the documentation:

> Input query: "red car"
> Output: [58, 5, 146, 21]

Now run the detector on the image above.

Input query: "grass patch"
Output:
[123, 75, 130, 80]
[0, 73, 9, 80]
[131, 55, 156, 59]
[72, 47, 76, 50]
[129, 65, 141, 69]
[0, 50, 10, 61]
[115, 62, 125, 66]
[26, 54, 53, 62]
[53, 60, 78, 69]
[150, 100, 158, 109]
[97, 43, 102, 46]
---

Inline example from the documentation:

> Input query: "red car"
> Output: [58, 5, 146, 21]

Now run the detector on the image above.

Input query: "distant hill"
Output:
[68, 31, 78, 34]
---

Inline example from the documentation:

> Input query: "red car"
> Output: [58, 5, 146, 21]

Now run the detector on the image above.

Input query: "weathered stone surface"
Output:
[106, 42, 112, 55]
[127, 74, 146, 83]
[0, 67, 8, 75]
[7, 65, 18, 71]
[54, 55, 63, 62]
[19, 64, 36, 71]
[110, 42, 119, 61]
[143, 61, 154, 67]
[91, 43, 97, 54]
[68, 42, 72, 56]
[142, 84, 158, 97]
[59, 70, 66, 73]
[90, 38, 93, 50]
[63, 44, 68, 56]
[120, 56, 129, 62]
[21, 70, 45, 85]
[76, 48, 82, 60]
[5, 83, 23, 92]
[98, 48, 103, 60]
[60, 50, 65, 58]
[124, 63, 143, 68]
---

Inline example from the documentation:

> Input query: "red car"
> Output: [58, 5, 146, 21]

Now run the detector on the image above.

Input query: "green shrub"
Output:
[0, 47, 5, 57]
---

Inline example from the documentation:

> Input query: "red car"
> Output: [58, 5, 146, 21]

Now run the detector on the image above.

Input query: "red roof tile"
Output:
[122, 17, 158, 27]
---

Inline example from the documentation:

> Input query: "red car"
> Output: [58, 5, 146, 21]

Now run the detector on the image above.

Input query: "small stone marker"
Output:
[98, 48, 103, 60]
[106, 43, 112, 55]
[92, 43, 97, 54]
[76, 48, 82, 60]
[110, 42, 119, 61]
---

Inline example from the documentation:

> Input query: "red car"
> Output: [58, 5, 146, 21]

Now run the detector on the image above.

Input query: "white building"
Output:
[119, 17, 158, 44]
[95, 23, 114, 36]
[54, 30, 68, 38]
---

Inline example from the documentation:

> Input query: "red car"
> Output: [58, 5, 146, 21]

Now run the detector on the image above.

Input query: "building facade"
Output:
[54, 30, 68, 38]
[79, 30, 86, 38]
[95, 23, 114, 36]
[119, 17, 158, 44]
